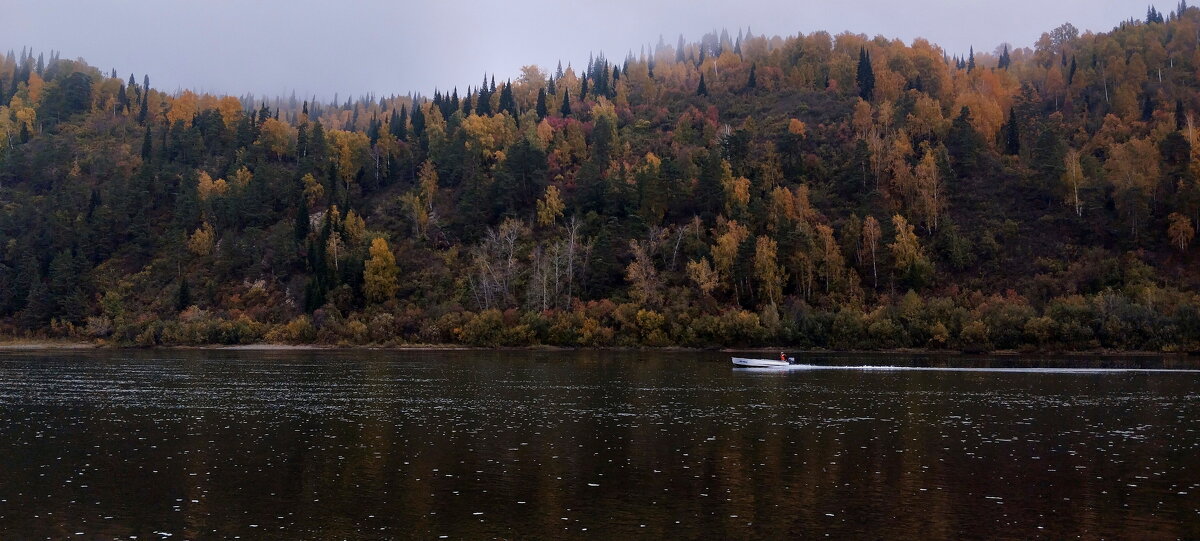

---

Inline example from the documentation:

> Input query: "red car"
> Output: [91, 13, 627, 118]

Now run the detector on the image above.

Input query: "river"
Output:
[0, 350, 1197, 539]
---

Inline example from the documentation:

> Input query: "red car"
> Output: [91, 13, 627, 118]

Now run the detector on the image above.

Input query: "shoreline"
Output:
[0, 340, 1193, 357]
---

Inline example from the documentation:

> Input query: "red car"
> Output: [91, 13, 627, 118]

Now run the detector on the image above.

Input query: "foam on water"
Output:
[735, 364, 1200, 374]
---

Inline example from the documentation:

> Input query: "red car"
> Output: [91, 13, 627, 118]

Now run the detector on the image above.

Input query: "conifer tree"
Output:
[141, 126, 153, 159]
[967, 46, 976, 72]
[747, 63, 757, 89]
[499, 81, 517, 116]
[947, 106, 983, 175]
[856, 48, 875, 100]
[697, 74, 708, 96]
[396, 106, 408, 141]
[117, 84, 129, 113]
[410, 103, 425, 137]
[175, 278, 191, 312]
[138, 92, 149, 124]
[536, 87, 548, 119]
[1005, 108, 1021, 155]
[367, 114, 381, 145]
[20, 279, 52, 330]
[389, 108, 402, 139]
[476, 75, 492, 115]
[560, 89, 572, 117]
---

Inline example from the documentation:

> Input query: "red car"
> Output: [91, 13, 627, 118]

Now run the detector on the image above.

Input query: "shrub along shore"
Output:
[6, 285, 1198, 353]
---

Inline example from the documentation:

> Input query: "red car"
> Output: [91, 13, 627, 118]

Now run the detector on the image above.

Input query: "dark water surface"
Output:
[0, 350, 1197, 539]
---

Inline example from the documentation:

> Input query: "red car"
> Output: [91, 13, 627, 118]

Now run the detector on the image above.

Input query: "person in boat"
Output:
[780, 352, 786, 362]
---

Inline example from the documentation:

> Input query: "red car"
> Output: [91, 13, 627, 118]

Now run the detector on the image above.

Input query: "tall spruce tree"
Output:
[176, 278, 191, 312]
[1005, 108, 1021, 156]
[560, 89, 572, 116]
[141, 126, 153, 159]
[856, 48, 875, 100]
[498, 81, 517, 116]
[536, 88, 548, 119]
[476, 75, 492, 116]
[295, 197, 310, 242]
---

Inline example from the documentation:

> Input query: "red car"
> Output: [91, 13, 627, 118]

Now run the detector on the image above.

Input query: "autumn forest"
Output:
[2, 5, 1200, 351]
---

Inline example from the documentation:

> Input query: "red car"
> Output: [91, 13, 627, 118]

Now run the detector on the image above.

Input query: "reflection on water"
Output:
[0, 350, 1197, 539]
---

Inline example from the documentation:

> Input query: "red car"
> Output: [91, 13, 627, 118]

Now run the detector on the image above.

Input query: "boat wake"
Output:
[737, 364, 1200, 374]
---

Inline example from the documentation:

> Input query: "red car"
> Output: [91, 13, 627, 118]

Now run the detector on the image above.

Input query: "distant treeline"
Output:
[1, 3, 1199, 351]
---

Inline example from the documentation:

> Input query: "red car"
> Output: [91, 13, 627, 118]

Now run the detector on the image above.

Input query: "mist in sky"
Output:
[2, 0, 1160, 100]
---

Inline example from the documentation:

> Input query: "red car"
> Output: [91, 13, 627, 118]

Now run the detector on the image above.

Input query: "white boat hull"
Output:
[731, 357, 790, 368]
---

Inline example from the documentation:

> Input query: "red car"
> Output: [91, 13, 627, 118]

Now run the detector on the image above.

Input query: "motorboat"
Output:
[731, 357, 793, 368]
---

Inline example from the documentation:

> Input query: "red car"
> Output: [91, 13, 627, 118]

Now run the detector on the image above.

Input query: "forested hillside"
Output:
[2, 4, 1200, 350]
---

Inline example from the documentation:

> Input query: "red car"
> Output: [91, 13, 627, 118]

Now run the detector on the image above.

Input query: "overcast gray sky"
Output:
[2, 0, 1160, 100]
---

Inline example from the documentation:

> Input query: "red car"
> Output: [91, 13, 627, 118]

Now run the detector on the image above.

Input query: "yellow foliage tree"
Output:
[711, 220, 750, 280]
[787, 118, 808, 137]
[400, 160, 439, 239]
[888, 214, 931, 285]
[363, 238, 400, 304]
[860, 215, 882, 289]
[725, 176, 751, 217]
[328, 130, 370, 191]
[1062, 149, 1086, 217]
[1168, 213, 1195, 253]
[301, 173, 324, 206]
[187, 222, 216, 256]
[258, 117, 295, 159]
[166, 90, 198, 127]
[816, 224, 844, 293]
[1105, 137, 1161, 238]
[625, 240, 661, 307]
[536, 185, 565, 226]
[25, 72, 45, 105]
[231, 166, 253, 189]
[217, 96, 243, 129]
[343, 209, 367, 247]
[196, 171, 229, 200]
[686, 257, 719, 296]
[754, 236, 784, 305]
[913, 147, 943, 230]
